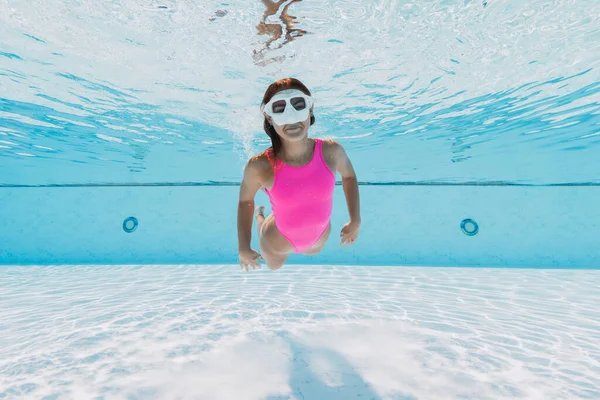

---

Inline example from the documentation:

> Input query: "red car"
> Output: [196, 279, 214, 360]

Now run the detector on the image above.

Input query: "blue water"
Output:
[2, 1, 600, 399]
[1, 0, 599, 186]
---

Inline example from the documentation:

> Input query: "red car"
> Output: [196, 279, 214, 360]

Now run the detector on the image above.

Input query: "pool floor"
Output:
[1, 265, 598, 399]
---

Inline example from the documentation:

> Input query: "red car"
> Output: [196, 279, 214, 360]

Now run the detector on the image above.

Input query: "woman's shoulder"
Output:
[319, 138, 344, 158]
[246, 149, 274, 173]
[319, 138, 340, 148]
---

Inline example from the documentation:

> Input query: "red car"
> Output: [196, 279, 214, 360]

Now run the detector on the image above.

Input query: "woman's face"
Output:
[262, 89, 313, 142]
[264, 105, 313, 141]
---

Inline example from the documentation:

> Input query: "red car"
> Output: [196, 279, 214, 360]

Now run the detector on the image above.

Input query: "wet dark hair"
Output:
[261, 78, 315, 160]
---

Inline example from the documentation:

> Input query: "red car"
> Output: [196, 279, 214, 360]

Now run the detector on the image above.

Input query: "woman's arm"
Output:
[335, 144, 361, 225]
[237, 160, 263, 252]
[333, 143, 361, 245]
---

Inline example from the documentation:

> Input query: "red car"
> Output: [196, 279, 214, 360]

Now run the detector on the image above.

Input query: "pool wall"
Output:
[0, 185, 598, 267]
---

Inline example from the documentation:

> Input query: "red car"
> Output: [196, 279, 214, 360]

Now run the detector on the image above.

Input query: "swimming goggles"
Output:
[261, 89, 314, 126]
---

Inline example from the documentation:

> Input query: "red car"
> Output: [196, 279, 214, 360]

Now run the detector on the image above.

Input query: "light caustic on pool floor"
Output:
[0, 265, 598, 399]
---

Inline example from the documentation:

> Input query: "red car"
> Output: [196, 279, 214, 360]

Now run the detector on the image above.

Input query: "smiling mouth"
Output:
[285, 124, 302, 131]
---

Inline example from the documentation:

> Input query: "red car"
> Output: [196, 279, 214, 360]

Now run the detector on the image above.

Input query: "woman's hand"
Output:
[340, 220, 361, 247]
[239, 248, 263, 271]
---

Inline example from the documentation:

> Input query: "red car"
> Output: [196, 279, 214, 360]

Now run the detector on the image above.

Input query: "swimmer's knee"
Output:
[267, 262, 284, 271]
[263, 253, 287, 270]
[265, 255, 286, 270]
[304, 241, 326, 256]
[303, 247, 322, 256]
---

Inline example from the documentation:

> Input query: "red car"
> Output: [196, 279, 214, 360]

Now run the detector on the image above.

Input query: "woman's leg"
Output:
[302, 222, 332, 256]
[256, 206, 293, 270]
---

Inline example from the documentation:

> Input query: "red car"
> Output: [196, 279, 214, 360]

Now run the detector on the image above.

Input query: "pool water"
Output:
[2, 1, 600, 398]
[1, 0, 599, 186]
[1, 265, 598, 399]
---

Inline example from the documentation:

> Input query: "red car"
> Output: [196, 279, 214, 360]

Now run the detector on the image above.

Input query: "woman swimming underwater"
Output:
[237, 78, 361, 271]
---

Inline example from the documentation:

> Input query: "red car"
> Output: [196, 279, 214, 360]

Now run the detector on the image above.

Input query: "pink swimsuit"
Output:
[265, 139, 336, 254]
